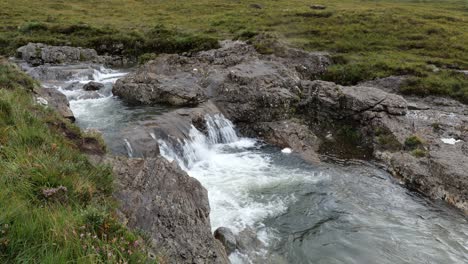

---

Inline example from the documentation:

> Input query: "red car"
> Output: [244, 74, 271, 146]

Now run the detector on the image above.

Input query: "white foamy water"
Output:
[159, 114, 328, 263]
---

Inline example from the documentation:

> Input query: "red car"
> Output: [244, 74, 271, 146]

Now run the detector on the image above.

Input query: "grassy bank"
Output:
[0, 0, 467, 102]
[0, 61, 152, 263]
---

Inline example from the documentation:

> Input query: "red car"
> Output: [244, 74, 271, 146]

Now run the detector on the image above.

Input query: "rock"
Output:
[241, 120, 321, 163]
[41, 185, 68, 203]
[214, 227, 237, 255]
[235, 227, 264, 254]
[111, 40, 468, 214]
[113, 40, 330, 109]
[17, 43, 98, 66]
[111, 156, 229, 264]
[310, 4, 327, 10]
[83, 81, 104, 91]
[298, 80, 408, 120]
[34, 87, 75, 122]
[113, 55, 208, 106]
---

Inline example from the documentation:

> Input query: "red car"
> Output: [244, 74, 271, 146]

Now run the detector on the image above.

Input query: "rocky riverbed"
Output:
[15, 41, 468, 263]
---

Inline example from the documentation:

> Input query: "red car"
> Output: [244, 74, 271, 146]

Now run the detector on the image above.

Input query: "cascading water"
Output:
[28, 62, 468, 264]
[157, 114, 468, 264]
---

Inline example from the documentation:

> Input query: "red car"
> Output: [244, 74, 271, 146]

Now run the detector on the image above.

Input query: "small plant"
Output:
[431, 122, 441, 131]
[411, 148, 427, 158]
[138, 53, 158, 65]
[404, 135, 424, 150]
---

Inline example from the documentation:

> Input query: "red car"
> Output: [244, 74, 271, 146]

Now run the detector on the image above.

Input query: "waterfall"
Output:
[159, 113, 242, 170]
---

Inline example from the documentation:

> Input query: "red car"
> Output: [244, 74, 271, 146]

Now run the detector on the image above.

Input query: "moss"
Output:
[411, 148, 427, 158]
[404, 135, 424, 150]
[431, 122, 441, 131]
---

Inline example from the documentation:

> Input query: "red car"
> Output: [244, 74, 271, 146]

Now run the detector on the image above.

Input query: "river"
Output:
[27, 63, 468, 264]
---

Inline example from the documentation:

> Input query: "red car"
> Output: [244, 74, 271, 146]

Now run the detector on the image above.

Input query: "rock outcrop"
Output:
[17, 43, 98, 66]
[34, 86, 75, 121]
[113, 40, 468, 214]
[111, 156, 229, 264]
[16, 43, 135, 67]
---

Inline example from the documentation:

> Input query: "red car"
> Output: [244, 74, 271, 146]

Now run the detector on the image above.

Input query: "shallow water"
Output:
[32, 64, 468, 264]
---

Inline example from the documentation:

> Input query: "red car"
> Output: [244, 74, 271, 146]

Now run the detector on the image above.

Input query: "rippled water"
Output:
[32, 64, 468, 264]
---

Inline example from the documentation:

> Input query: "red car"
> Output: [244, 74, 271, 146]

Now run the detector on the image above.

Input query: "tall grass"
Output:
[0, 63, 153, 263]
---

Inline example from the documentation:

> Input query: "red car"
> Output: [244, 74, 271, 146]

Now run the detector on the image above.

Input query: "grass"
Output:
[0, 0, 467, 101]
[404, 135, 424, 150]
[0, 62, 152, 263]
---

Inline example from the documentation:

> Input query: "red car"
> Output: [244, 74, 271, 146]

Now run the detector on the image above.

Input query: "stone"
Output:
[41, 185, 68, 203]
[83, 81, 104, 91]
[214, 227, 237, 255]
[34, 86, 75, 122]
[110, 156, 229, 264]
[17, 43, 98, 66]
[235, 227, 264, 254]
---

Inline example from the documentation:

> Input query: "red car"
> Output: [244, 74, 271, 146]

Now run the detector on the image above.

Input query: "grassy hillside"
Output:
[0, 0, 467, 102]
[0, 60, 152, 263]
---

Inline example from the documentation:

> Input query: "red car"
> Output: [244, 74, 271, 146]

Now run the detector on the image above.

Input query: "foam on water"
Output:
[158, 114, 327, 263]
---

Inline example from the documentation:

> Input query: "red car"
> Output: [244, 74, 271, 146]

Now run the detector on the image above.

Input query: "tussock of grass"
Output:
[0, 63, 152, 263]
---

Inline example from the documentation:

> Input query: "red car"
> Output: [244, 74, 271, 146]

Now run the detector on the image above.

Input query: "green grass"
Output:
[0, 0, 467, 101]
[0, 62, 152, 263]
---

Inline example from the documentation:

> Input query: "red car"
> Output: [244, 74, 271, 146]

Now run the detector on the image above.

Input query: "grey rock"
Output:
[236, 227, 264, 254]
[83, 81, 104, 91]
[113, 40, 330, 109]
[111, 156, 229, 264]
[17, 43, 98, 66]
[214, 227, 237, 255]
[34, 87, 75, 122]
[242, 119, 321, 163]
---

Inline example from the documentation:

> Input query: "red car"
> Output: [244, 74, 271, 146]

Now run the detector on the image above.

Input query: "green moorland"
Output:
[0, 60, 153, 263]
[0, 0, 467, 102]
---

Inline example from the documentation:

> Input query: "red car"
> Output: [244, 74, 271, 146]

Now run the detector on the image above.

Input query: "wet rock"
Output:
[236, 227, 264, 254]
[34, 87, 75, 122]
[17, 43, 98, 66]
[214, 227, 237, 255]
[242, 119, 321, 163]
[119, 101, 222, 158]
[110, 156, 229, 264]
[83, 81, 104, 91]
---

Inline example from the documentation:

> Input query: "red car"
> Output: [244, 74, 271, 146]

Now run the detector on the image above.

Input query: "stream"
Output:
[27, 63, 468, 264]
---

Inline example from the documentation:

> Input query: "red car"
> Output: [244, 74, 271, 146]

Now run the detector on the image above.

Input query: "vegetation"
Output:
[404, 134, 425, 150]
[411, 148, 427, 158]
[0, 0, 466, 102]
[0, 62, 152, 263]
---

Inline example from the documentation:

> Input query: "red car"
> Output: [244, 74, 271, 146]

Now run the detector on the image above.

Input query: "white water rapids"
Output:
[27, 64, 468, 264]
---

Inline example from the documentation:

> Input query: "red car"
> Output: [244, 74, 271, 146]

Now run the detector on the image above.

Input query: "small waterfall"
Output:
[206, 114, 239, 144]
[159, 113, 241, 169]
[124, 138, 134, 158]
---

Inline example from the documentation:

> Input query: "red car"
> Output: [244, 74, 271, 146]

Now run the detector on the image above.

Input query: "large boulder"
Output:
[113, 40, 330, 110]
[83, 81, 104, 91]
[34, 86, 75, 122]
[111, 156, 229, 264]
[17, 43, 98, 66]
